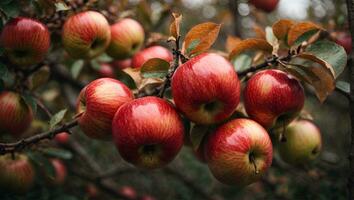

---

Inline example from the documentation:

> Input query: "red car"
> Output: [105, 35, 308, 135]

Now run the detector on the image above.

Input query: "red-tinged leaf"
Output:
[169, 13, 182, 39]
[296, 53, 335, 77]
[253, 25, 266, 39]
[272, 19, 295, 40]
[228, 38, 273, 60]
[225, 35, 241, 53]
[140, 58, 170, 78]
[287, 22, 323, 46]
[183, 22, 221, 56]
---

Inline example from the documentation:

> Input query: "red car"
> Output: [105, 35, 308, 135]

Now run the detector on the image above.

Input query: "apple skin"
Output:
[50, 159, 67, 185]
[111, 58, 132, 70]
[0, 17, 50, 66]
[205, 118, 273, 186]
[278, 119, 322, 165]
[112, 96, 184, 169]
[54, 132, 70, 144]
[131, 46, 173, 69]
[62, 11, 111, 59]
[0, 154, 35, 194]
[171, 53, 241, 125]
[335, 32, 352, 54]
[98, 63, 115, 78]
[119, 186, 137, 200]
[249, 0, 279, 13]
[244, 69, 305, 130]
[0, 91, 33, 136]
[106, 18, 145, 59]
[77, 78, 134, 140]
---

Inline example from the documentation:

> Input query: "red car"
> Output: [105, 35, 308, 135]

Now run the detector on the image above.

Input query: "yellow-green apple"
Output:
[111, 58, 132, 70]
[49, 159, 67, 185]
[171, 53, 241, 125]
[0, 154, 35, 193]
[62, 11, 111, 59]
[54, 132, 70, 144]
[131, 46, 172, 69]
[112, 96, 184, 169]
[334, 31, 352, 54]
[205, 118, 273, 186]
[97, 63, 115, 78]
[0, 17, 50, 66]
[249, 0, 279, 13]
[76, 78, 134, 140]
[278, 119, 322, 165]
[119, 186, 137, 200]
[244, 69, 305, 130]
[106, 18, 145, 59]
[0, 91, 33, 136]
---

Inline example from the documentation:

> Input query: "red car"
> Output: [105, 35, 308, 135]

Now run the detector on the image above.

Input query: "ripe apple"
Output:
[205, 118, 273, 186]
[243, 69, 305, 130]
[86, 183, 99, 199]
[0, 91, 33, 136]
[54, 132, 70, 144]
[62, 11, 111, 59]
[49, 159, 67, 185]
[141, 195, 156, 200]
[112, 96, 184, 169]
[171, 53, 241, 125]
[77, 78, 134, 140]
[0, 17, 50, 66]
[106, 18, 145, 59]
[131, 46, 173, 69]
[0, 154, 35, 193]
[97, 63, 115, 78]
[119, 186, 137, 200]
[249, 0, 279, 13]
[334, 31, 352, 54]
[278, 119, 322, 165]
[111, 58, 132, 70]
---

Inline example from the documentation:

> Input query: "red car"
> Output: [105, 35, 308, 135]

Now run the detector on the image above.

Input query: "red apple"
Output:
[97, 63, 115, 78]
[140, 195, 156, 200]
[131, 46, 172, 69]
[0, 91, 33, 136]
[0, 17, 50, 66]
[112, 96, 184, 169]
[119, 186, 137, 200]
[86, 183, 99, 199]
[0, 154, 35, 193]
[244, 69, 305, 129]
[171, 53, 241, 125]
[278, 119, 322, 165]
[205, 118, 273, 186]
[54, 132, 70, 144]
[106, 18, 145, 59]
[62, 11, 111, 59]
[50, 159, 67, 185]
[249, 0, 279, 13]
[111, 58, 132, 70]
[77, 78, 134, 140]
[335, 32, 352, 54]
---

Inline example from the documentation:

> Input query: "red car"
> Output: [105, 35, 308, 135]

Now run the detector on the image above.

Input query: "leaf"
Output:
[272, 19, 295, 40]
[141, 58, 170, 78]
[22, 94, 37, 115]
[71, 60, 84, 79]
[265, 26, 279, 55]
[30, 65, 50, 90]
[253, 25, 266, 39]
[232, 53, 253, 72]
[190, 124, 209, 150]
[225, 35, 241, 53]
[229, 38, 273, 59]
[305, 40, 347, 78]
[42, 148, 73, 160]
[28, 151, 56, 179]
[96, 53, 113, 62]
[287, 22, 323, 46]
[185, 39, 200, 55]
[292, 29, 321, 46]
[296, 53, 335, 77]
[169, 12, 182, 39]
[336, 81, 350, 94]
[54, 1, 70, 11]
[49, 109, 67, 129]
[183, 22, 221, 56]
[115, 69, 137, 89]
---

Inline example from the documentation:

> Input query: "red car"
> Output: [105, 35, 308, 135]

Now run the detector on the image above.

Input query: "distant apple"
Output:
[249, 0, 279, 13]
[119, 186, 137, 200]
[54, 132, 70, 144]
[334, 31, 352, 54]
[131, 46, 172, 69]
[97, 63, 115, 78]
[50, 159, 67, 185]
[111, 58, 132, 70]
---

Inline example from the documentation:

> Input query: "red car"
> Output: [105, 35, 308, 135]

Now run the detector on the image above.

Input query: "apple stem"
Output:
[249, 154, 260, 175]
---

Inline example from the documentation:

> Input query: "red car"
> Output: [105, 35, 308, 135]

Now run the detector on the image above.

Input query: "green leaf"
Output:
[115, 69, 137, 89]
[71, 60, 84, 79]
[54, 1, 70, 11]
[141, 58, 170, 78]
[42, 148, 73, 160]
[293, 29, 319, 46]
[49, 109, 67, 129]
[306, 40, 347, 78]
[232, 53, 253, 72]
[97, 53, 113, 62]
[185, 39, 200, 55]
[336, 81, 350, 94]
[27, 151, 56, 179]
[22, 94, 37, 115]
[189, 124, 209, 150]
